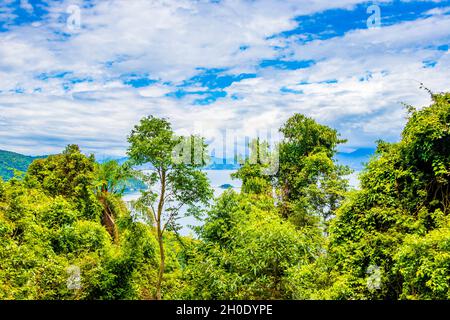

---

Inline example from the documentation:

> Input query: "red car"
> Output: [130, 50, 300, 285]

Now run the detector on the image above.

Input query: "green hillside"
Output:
[0, 150, 44, 181]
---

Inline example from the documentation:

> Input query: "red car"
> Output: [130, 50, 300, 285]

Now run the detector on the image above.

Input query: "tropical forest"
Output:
[1, 92, 449, 300]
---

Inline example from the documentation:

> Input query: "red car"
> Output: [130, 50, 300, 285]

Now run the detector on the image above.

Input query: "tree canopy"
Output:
[1, 92, 449, 300]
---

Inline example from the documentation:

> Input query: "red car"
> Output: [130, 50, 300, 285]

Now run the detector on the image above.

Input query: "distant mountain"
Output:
[0, 150, 45, 181]
[335, 148, 375, 171]
[219, 183, 234, 189]
[205, 149, 376, 171]
[99, 155, 241, 170]
[97, 149, 376, 171]
[204, 156, 240, 170]
[0, 147, 376, 182]
[96, 156, 129, 165]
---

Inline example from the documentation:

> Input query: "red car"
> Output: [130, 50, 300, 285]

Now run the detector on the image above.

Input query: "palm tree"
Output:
[95, 160, 134, 241]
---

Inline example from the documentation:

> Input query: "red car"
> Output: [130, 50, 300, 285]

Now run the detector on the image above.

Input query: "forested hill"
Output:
[0, 150, 45, 181]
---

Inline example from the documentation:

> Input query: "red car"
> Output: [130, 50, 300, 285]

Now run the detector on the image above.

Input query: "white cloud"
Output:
[425, 6, 450, 16]
[0, 0, 449, 157]
[19, 0, 33, 13]
[138, 84, 172, 98]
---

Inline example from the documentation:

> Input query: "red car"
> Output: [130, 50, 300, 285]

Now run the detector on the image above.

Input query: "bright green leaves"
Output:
[203, 113, 350, 300]
[173, 135, 210, 168]
[315, 92, 450, 300]
[54, 220, 112, 255]
[197, 190, 241, 246]
[233, 114, 350, 229]
[0, 145, 159, 300]
[95, 160, 134, 195]
[28, 145, 95, 198]
[127, 115, 213, 299]
[40, 196, 78, 228]
[1, 92, 449, 300]
[394, 219, 450, 299]
[27, 144, 102, 222]
[231, 160, 272, 196]
[277, 114, 350, 227]
[127, 116, 214, 224]
[224, 93, 450, 300]
[185, 191, 322, 299]
[168, 165, 212, 208]
[0, 178, 5, 203]
[280, 113, 346, 159]
[401, 92, 450, 192]
[128, 116, 181, 169]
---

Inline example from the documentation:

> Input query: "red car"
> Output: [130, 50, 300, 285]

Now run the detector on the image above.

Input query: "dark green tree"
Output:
[292, 92, 450, 300]
[277, 114, 351, 228]
[27, 144, 102, 221]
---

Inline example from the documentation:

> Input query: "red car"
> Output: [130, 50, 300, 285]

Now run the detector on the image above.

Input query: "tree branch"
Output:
[162, 202, 184, 234]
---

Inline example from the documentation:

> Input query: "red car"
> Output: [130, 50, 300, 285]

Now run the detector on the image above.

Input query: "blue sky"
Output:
[0, 0, 449, 158]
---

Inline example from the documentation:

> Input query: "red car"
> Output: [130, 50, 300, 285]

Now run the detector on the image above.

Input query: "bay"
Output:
[121, 170, 241, 236]
[121, 170, 359, 236]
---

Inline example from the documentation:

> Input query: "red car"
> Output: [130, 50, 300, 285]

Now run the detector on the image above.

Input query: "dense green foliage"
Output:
[0, 145, 179, 299]
[277, 114, 351, 228]
[287, 92, 450, 300]
[182, 191, 322, 299]
[0, 92, 449, 300]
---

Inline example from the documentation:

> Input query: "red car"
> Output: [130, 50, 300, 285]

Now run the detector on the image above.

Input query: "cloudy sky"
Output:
[0, 0, 449, 158]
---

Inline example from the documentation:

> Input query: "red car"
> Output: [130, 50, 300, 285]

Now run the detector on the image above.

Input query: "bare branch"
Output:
[162, 202, 184, 234]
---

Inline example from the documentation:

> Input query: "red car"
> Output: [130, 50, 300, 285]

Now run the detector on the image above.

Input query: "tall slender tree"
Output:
[127, 116, 213, 300]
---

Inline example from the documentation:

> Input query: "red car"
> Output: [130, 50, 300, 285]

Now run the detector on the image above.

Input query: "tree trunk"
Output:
[99, 193, 118, 242]
[156, 229, 165, 300]
[155, 169, 166, 300]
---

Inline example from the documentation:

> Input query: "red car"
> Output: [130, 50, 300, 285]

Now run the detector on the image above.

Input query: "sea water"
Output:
[122, 170, 359, 236]
[122, 170, 241, 236]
